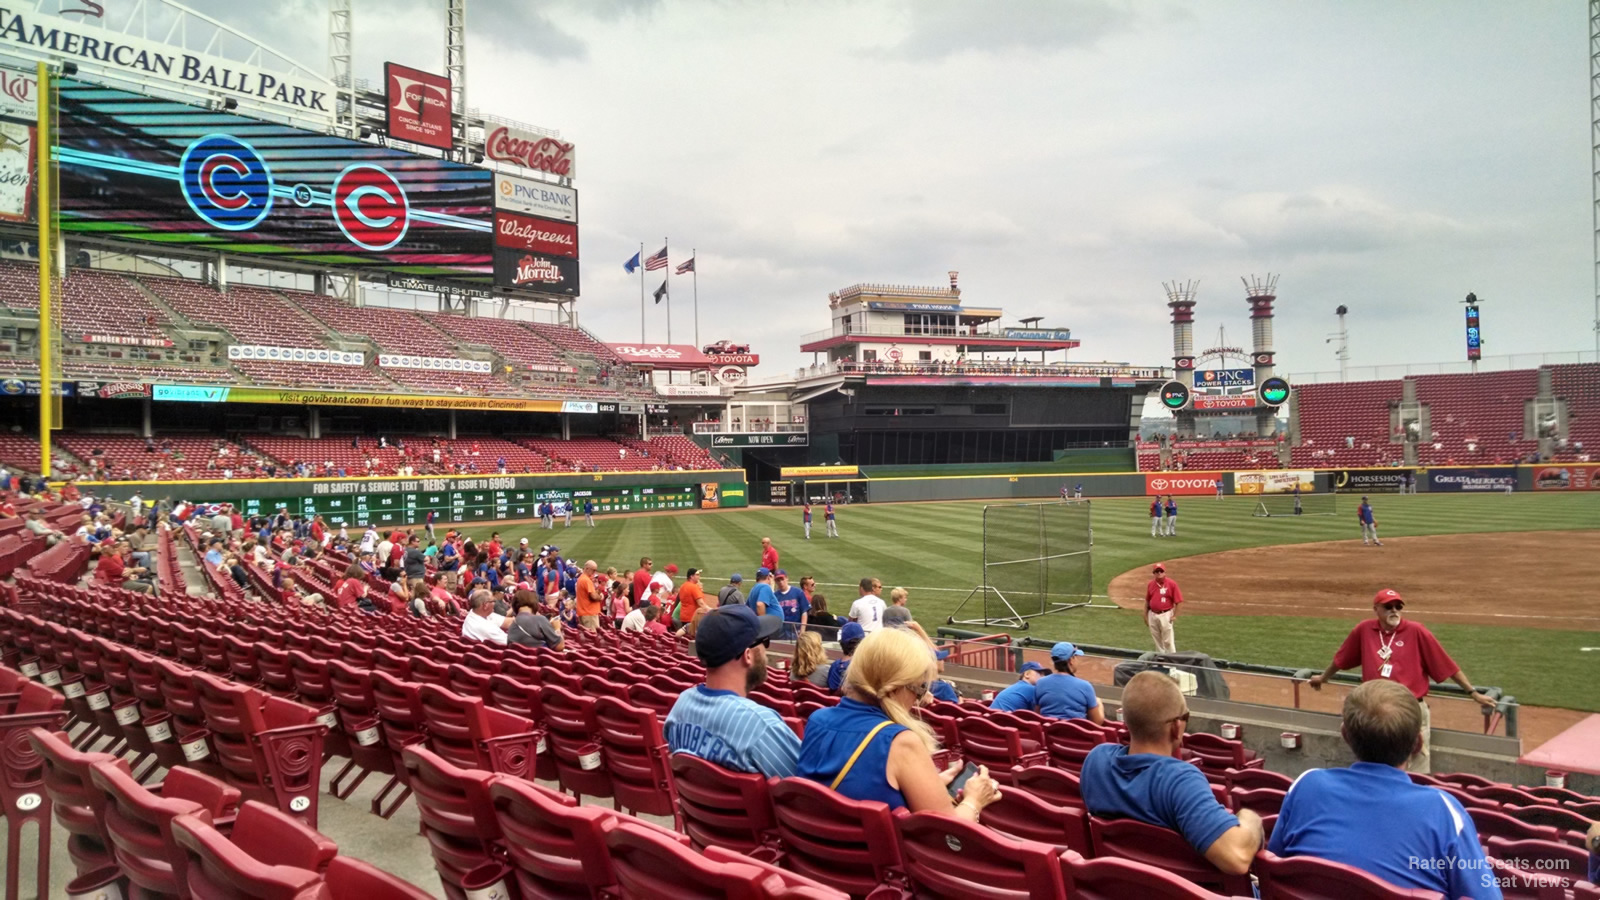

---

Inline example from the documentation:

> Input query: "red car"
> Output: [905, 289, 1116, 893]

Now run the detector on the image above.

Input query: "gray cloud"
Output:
[890, 0, 1141, 58]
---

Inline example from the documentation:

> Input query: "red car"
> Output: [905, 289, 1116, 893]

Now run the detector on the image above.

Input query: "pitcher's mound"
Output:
[1106, 531, 1600, 630]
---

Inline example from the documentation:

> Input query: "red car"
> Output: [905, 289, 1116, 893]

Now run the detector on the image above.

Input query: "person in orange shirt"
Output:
[677, 567, 712, 637]
[574, 559, 604, 631]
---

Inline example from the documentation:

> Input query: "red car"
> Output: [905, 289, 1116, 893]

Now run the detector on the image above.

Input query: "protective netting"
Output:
[951, 501, 1093, 628]
[1251, 492, 1338, 517]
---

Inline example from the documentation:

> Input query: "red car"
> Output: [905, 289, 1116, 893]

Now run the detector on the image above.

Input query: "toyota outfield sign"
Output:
[493, 173, 578, 223]
[1144, 473, 1222, 496]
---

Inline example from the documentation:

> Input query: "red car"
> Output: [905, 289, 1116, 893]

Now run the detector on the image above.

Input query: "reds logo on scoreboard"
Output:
[331, 164, 410, 251]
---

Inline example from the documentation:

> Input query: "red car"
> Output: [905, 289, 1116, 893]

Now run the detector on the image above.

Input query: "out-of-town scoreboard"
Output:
[232, 483, 698, 526]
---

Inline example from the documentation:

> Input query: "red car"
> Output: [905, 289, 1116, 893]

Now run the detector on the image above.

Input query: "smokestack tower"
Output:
[1163, 280, 1199, 438]
[1243, 273, 1280, 436]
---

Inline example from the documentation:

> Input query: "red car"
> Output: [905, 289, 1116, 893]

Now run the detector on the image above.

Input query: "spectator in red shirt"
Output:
[484, 532, 503, 563]
[1144, 563, 1182, 654]
[760, 536, 779, 572]
[97, 540, 155, 594]
[335, 564, 369, 610]
[631, 556, 653, 604]
[1308, 588, 1496, 773]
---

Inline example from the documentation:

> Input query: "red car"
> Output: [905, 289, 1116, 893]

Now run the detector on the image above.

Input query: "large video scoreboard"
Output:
[226, 479, 699, 527]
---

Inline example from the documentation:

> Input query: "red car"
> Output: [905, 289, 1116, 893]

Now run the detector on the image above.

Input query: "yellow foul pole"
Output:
[36, 62, 51, 480]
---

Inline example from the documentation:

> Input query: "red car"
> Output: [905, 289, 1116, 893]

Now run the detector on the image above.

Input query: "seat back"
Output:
[980, 784, 1091, 854]
[626, 682, 681, 718]
[489, 774, 622, 898]
[954, 717, 1027, 771]
[170, 801, 333, 900]
[540, 683, 612, 799]
[1011, 765, 1082, 807]
[1088, 815, 1252, 896]
[1224, 766, 1292, 793]
[400, 745, 502, 895]
[26, 726, 116, 867]
[1254, 849, 1445, 900]
[1468, 807, 1562, 844]
[593, 695, 678, 822]
[90, 760, 241, 896]
[669, 753, 778, 856]
[768, 775, 905, 898]
[603, 819, 772, 900]
[1042, 718, 1106, 772]
[1484, 836, 1590, 883]
[1229, 786, 1286, 817]
[895, 809, 1067, 899]
[1060, 849, 1231, 900]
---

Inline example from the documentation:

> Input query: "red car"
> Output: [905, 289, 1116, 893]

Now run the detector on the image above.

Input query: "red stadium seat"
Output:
[170, 800, 337, 899]
[670, 753, 780, 860]
[489, 775, 627, 899]
[1087, 815, 1252, 896]
[540, 683, 614, 803]
[420, 682, 539, 778]
[0, 679, 68, 900]
[1059, 849, 1232, 899]
[593, 695, 680, 826]
[953, 717, 1046, 782]
[604, 819, 839, 900]
[25, 727, 116, 882]
[1010, 764, 1083, 807]
[979, 782, 1092, 854]
[400, 745, 504, 900]
[1182, 732, 1264, 778]
[1254, 850, 1445, 900]
[767, 775, 907, 898]
[894, 809, 1068, 899]
[190, 673, 325, 825]
[323, 657, 410, 818]
[89, 760, 241, 899]
[1042, 717, 1106, 773]
[1225, 766, 1292, 793]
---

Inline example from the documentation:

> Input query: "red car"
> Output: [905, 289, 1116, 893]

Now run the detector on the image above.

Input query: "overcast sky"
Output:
[202, 0, 1592, 383]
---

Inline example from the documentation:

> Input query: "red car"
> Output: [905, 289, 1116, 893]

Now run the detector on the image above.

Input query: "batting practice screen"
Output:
[950, 501, 1093, 628]
[1252, 492, 1338, 517]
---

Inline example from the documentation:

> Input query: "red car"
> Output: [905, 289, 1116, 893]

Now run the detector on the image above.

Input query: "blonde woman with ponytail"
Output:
[797, 628, 1001, 821]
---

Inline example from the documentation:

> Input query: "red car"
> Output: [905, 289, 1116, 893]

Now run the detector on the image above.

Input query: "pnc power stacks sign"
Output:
[384, 63, 452, 151]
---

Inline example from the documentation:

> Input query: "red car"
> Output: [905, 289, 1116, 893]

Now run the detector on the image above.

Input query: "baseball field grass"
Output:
[457, 491, 1600, 711]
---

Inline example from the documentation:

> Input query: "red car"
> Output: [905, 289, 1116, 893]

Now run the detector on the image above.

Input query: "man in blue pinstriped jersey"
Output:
[664, 605, 800, 777]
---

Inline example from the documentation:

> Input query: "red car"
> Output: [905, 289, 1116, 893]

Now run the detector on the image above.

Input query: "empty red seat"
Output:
[171, 800, 336, 899]
[420, 682, 539, 778]
[1254, 849, 1445, 899]
[1011, 764, 1082, 807]
[604, 819, 844, 900]
[489, 775, 626, 899]
[190, 673, 325, 825]
[540, 683, 613, 803]
[954, 717, 1046, 781]
[1042, 717, 1106, 773]
[401, 745, 504, 900]
[0, 679, 69, 900]
[25, 727, 116, 883]
[89, 760, 241, 898]
[768, 775, 906, 899]
[319, 855, 437, 899]
[1060, 849, 1232, 899]
[670, 753, 780, 860]
[894, 809, 1068, 899]
[1225, 766, 1292, 793]
[980, 782, 1092, 854]
[1088, 815, 1252, 896]
[593, 695, 679, 827]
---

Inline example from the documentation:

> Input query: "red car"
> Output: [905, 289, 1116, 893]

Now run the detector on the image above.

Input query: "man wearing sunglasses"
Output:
[1080, 670, 1263, 876]
[1308, 588, 1496, 774]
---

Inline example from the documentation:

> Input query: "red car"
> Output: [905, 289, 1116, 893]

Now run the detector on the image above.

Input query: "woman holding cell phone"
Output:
[797, 627, 1002, 821]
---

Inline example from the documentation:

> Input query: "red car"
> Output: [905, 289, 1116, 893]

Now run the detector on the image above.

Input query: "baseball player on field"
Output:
[1358, 495, 1382, 546]
[1163, 494, 1178, 536]
[1150, 496, 1164, 538]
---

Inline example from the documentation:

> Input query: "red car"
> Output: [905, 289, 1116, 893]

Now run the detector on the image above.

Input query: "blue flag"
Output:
[624, 251, 641, 274]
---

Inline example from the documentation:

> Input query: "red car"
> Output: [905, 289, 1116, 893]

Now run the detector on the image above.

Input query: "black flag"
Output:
[653, 281, 668, 304]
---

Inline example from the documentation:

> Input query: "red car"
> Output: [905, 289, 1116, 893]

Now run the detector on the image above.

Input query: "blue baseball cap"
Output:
[934, 647, 951, 661]
[729, 573, 743, 583]
[755, 567, 772, 579]
[693, 606, 783, 669]
[839, 622, 866, 644]
[1018, 661, 1047, 675]
[1050, 642, 1084, 661]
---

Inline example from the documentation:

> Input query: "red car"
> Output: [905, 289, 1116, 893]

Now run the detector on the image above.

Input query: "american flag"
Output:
[675, 257, 695, 275]
[644, 246, 669, 271]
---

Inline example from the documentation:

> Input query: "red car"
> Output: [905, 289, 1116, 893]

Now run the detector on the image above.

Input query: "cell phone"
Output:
[947, 762, 980, 799]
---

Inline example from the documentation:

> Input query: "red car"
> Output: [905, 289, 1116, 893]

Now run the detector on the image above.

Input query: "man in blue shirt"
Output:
[827, 622, 865, 693]
[665, 605, 800, 778]
[1269, 680, 1501, 898]
[771, 570, 809, 639]
[989, 661, 1047, 712]
[1080, 670, 1263, 876]
[745, 567, 776, 617]
[1034, 642, 1105, 723]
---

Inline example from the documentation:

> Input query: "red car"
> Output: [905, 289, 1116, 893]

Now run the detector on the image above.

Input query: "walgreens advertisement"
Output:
[1144, 473, 1222, 496]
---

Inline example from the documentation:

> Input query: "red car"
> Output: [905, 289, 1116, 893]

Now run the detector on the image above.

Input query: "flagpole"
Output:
[692, 247, 699, 347]
[664, 236, 672, 344]
[637, 242, 645, 342]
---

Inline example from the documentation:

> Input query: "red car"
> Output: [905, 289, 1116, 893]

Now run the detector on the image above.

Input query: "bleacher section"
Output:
[1552, 363, 1600, 459]
[241, 435, 556, 476]
[520, 435, 646, 472]
[617, 433, 722, 470]
[1290, 379, 1404, 468]
[0, 261, 175, 346]
[1413, 369, 1539, 466]
[138, 276, 334, 348]
[52, 434, 260, 482]
[429, 312, 570, 371]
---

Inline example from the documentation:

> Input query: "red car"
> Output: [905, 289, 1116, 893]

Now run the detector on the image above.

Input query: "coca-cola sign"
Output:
[493, 247, 579, 295]
[494, 210, 577, 258]
[485, 126, 576, 179]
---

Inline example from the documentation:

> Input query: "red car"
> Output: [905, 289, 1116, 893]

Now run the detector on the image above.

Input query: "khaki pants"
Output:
[1147, 609, 1176, 654]
[579, 614, 600, 632]
[1408, 700, 1433, 774]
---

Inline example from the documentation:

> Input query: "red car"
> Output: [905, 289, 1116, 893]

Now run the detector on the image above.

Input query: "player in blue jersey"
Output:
[583, 498, 596, 527]
[802, 502, 812, 540]
[1357, 496, 1381, 546]
[824, 501, 838, 538]
[1163, 495, 1178, 536]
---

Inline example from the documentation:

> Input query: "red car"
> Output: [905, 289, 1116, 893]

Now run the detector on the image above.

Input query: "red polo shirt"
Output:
[1145, 577, 1183, 613]
[762, 546, 779, 571]
[1331, 619, 1459, 700]
[96, 553, 126, 584]
[632, 567, 652, 602]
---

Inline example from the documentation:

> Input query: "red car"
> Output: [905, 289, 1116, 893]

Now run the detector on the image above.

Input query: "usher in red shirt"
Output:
[1331, 619, 1459, 700]
[1144, 577, 1183, 613]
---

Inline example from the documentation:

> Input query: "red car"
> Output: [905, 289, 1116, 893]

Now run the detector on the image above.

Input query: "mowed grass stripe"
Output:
[458, 492, 1599, 710]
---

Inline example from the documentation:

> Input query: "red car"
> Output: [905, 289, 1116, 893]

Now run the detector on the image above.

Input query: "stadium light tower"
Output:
[1327, 305, 1349, 382]
[1163, 280, 1199, 438]
[1243, 273, 1280, 437]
